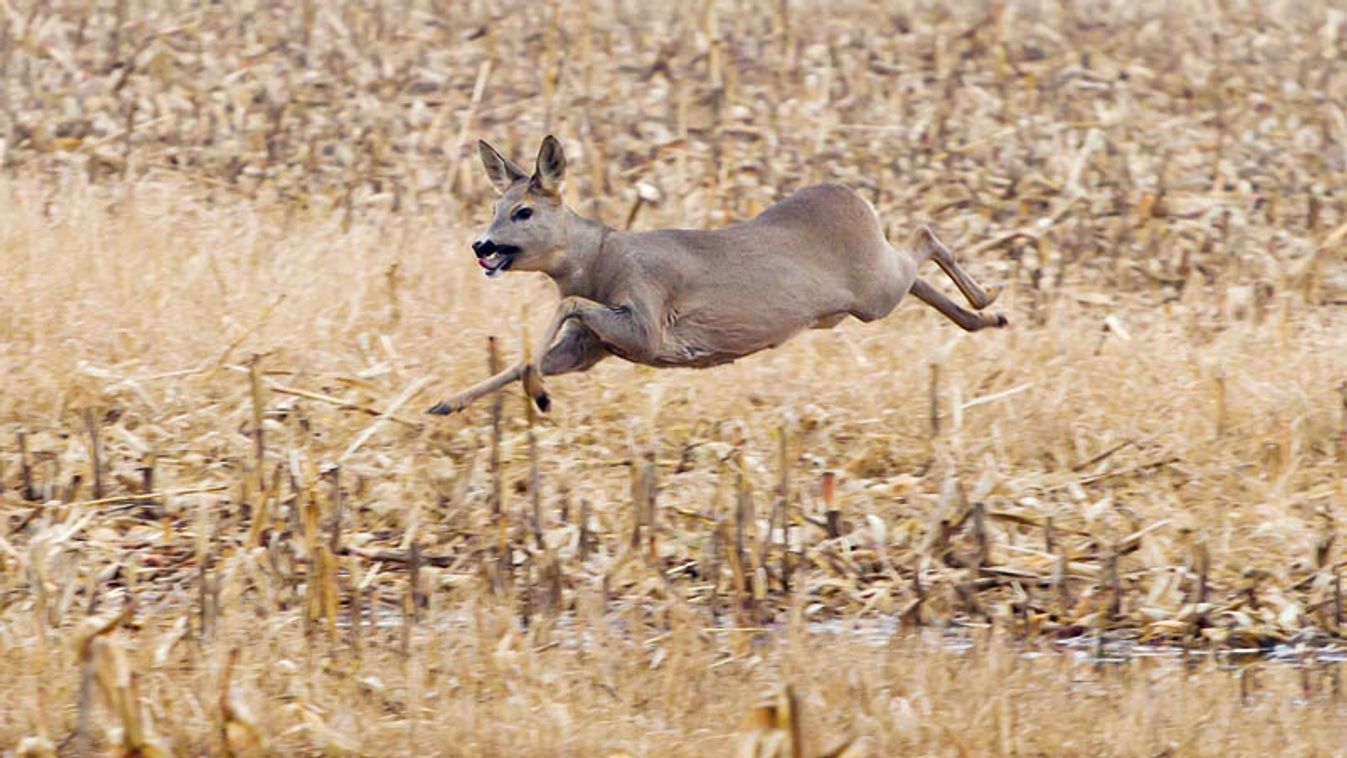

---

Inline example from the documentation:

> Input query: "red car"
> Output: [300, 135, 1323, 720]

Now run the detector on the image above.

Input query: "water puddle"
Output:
[354, 603, 1347, 668]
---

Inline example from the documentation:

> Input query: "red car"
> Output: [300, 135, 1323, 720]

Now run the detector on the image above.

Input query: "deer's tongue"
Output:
[478, 250, 514, 277]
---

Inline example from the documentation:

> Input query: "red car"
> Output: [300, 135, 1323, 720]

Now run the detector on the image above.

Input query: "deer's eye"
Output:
[511, 207, 533, 222]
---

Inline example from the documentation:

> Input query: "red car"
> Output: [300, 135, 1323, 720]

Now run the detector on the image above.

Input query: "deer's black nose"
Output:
[472, 239, 497, 258]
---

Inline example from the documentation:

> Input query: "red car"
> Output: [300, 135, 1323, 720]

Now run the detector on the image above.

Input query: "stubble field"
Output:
[2, 1, 1347, 755]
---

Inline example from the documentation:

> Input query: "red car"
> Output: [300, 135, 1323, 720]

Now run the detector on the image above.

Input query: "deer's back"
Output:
[751, 182, 885, 246]
[603, 183, 894, 365]
[620, 183, 886, 282]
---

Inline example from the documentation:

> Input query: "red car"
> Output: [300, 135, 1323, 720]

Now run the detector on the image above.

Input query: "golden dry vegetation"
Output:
[3, 0, 1347, 755]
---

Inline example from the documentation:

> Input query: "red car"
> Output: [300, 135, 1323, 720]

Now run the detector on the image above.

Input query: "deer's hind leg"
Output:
[910, 226, 1000, 310]
[910, 278, 1007, 332]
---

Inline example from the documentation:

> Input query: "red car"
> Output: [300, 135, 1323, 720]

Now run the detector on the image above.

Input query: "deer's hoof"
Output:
[994, 314, 1009, 328]
[534, 392, 551, 413]
[427, 400, 461, 416]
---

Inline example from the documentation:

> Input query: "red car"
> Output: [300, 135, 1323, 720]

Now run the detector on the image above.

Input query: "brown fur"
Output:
[429, 137, 1007, 415]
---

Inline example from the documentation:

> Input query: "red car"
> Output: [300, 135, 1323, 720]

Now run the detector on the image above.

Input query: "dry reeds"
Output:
[2, 0, 1347, 754]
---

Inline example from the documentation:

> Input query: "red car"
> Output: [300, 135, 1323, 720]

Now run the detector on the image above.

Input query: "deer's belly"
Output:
[650, 315, 811, 368]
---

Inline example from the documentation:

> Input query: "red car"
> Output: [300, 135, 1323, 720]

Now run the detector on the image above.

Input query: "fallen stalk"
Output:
[269, 383, 425, 430]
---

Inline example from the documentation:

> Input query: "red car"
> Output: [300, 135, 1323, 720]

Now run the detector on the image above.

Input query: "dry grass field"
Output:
[3, 0, 1347, 755]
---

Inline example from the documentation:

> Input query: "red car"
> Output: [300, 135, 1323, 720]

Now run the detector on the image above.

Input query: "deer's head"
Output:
[471, 136, 570, 278]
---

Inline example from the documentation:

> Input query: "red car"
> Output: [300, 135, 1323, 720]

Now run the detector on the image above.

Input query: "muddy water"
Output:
[358, 603, 1347, 668]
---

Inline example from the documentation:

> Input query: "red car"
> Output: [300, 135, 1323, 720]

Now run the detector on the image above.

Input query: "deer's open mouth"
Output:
[476, 245, 519, 278]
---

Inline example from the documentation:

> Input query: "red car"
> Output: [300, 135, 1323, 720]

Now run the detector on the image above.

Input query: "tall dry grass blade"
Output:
[452, 61, 492, 194]
[17, 430, 36, 501]
[1105, 549, 1121, 621]
[776, 425, 791, 590]
[409, 539, 423, 619]
[196, 497, 213, 640]
[822, 471, 839, 539]
[1337, 380, 1347, 464]
[524, 365, 543, 550]
[80, 409, 104, 500]
[1335, 569, 1343, 634]
[248, 356, 266, 494]
[723, 519, 747, 626]
[544, 550, 563, 617]
[638, 452, 657, 559]
[628, 457, 644, 550]
[73, 603, 132, 754]
[578, 498, 592, 561]
[928, 363, 941, 438]
[971, 501, 989, 569]
[488, 336, 503, 518]
[348, 557, 364, 659]
[325, 464, 343, 555]
[707, 516, 724, 622]
[220, 647, 263, 756]
[1210, 371, 1228, 439]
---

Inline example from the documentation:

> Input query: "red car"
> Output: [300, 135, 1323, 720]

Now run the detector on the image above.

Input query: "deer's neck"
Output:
[548, 211, 613, 299]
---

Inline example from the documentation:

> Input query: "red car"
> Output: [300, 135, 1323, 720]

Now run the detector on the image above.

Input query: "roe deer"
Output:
[428, 135, 1007, 415]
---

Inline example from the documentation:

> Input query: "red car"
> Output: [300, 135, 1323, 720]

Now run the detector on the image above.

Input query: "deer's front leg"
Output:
[567, 301, 660, 364]
[427, 324, 609, 416]
[520, 296, 613, 411]
[541, 322, 609, 375]
[525, 322, 611, 411]
[427, 362, 524, 415]
[532, 296, 610, 371]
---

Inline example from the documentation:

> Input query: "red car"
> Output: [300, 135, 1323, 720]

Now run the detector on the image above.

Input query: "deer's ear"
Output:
[530, 135, 566, 196]
[478, 140, 528, 194]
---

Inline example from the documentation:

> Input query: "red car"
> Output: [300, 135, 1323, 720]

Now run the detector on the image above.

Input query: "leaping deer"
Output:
[428, 136, 1007, 416]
